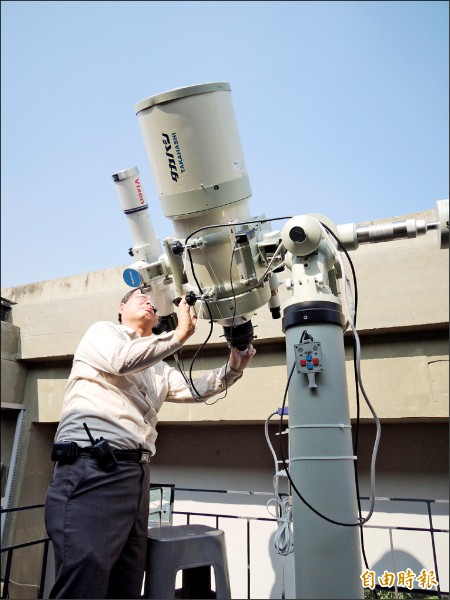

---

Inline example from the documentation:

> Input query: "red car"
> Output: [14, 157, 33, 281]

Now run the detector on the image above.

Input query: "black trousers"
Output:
[44, 456, 151, 599]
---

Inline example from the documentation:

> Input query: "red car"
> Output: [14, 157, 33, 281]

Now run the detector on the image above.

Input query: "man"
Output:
[44, 287, 255, 599]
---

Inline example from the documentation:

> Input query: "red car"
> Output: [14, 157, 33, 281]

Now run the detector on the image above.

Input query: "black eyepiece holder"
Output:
[222, 320, 254, 352]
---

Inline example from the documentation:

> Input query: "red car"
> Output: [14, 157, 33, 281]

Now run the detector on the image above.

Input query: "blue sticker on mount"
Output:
[123, 268, 142, 287]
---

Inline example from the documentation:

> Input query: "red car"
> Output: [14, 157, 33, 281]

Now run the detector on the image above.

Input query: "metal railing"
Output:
[1, 491, 448, 599]
[0, 484, 173, 599]
[170, 489, 449, 599]
[0, 504, 50, 599]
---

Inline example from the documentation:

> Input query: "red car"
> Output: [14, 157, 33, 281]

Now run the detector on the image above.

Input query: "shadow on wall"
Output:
[267, 545, 430, 599]
[371, 550, 426, 590]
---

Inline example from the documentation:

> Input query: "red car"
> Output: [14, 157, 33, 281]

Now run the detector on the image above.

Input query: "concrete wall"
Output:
[1, 322, 27, 406]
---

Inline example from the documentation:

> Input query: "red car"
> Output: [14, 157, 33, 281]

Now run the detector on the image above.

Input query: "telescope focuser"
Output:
[173, 291, 197, 307]
[171, 241, 184, 255]
[185, 291, 197, 306]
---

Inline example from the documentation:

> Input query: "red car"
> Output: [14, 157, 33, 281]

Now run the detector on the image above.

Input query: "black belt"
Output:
[79, 448, 151, 463]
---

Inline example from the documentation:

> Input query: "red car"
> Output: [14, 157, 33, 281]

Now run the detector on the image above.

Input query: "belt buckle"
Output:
[140, 453, 151, 463]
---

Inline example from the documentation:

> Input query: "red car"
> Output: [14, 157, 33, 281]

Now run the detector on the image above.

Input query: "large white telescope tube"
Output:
[135, 83, 252, 221]
[134, 82, 272, 348]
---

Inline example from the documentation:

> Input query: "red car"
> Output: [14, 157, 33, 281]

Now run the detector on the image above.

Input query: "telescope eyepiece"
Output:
[222, 320, 254, 352]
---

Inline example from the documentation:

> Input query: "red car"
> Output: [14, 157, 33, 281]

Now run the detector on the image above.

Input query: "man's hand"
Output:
[229, 344, 256, 373]
[174, 297, 198, 344]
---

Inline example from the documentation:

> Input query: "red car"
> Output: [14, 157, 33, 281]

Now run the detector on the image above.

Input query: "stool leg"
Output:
[145, 566, 177, 599]
[212, 562, 232, 600]
[181, 566, 213, 598]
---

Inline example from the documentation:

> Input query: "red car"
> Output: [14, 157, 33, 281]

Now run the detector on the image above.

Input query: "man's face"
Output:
[119, 290, 158, 332]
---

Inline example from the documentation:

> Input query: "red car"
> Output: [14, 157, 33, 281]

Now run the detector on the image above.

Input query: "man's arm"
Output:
[164, 345, 256, 403]
[75, 321, 182, 375]
[75, 298, 199, 376]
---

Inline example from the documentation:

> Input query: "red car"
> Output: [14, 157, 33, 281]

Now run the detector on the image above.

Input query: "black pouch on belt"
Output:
[51, 441, 80, 463]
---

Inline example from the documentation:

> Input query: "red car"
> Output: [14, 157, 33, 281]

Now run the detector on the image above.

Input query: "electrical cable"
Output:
[319, 222, 382, 525]
[197, 238, 239, 405]
[253, 239, 285, 285]
[182, 225, 270, 404]
[279, 361, 363, 527]
[270, 492, 294, 556]
[279, 308, 380, 525]
[173, 351, 201, 399]
[265, 410, 280, 472]
[318, 223, 380, 592]
[179, 245, 237, 405]
[181, 214, 288, 405]
[179, 217, 290, 403]
[184, 249, 215, 403]
[265, 410, 294, 557]
[184, 219, 290, 297]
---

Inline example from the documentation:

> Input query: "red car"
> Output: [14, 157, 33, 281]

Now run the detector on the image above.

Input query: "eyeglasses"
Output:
[129, 294, 152, 304]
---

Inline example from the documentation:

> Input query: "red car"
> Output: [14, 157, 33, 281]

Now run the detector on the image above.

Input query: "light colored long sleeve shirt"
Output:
[55, 321, 243, 454]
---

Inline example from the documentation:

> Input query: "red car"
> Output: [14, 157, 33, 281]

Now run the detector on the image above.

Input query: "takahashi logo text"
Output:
[162, 132, 186, 182]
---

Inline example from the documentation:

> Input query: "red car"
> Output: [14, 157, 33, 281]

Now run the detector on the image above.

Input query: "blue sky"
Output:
[1, 0, 448, 289]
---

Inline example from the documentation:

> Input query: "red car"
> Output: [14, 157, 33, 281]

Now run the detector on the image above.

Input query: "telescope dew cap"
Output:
[112, 167, 140, 182]
[135, 82, 232, 114]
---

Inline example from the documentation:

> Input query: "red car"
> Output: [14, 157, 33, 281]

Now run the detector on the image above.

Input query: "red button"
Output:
[312, 358, 319, 365]
[300, 359, 307, 366]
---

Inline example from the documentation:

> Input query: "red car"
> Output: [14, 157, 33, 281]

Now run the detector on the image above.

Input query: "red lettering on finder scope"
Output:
[134, 178, 145, 205]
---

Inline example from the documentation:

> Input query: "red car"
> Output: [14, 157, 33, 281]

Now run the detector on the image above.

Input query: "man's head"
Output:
[118, 288, 158, 336]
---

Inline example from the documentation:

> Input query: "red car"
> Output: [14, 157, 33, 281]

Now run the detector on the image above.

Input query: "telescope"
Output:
[113, 82, 283, 349]
[112, 82, 449, 598]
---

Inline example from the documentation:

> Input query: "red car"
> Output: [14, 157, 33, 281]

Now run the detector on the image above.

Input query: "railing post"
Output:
[38, 539, 50, 599]
[427, 500, 442, 599]
[2, 549, 13, 600]
[246, 518, 250, 600]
